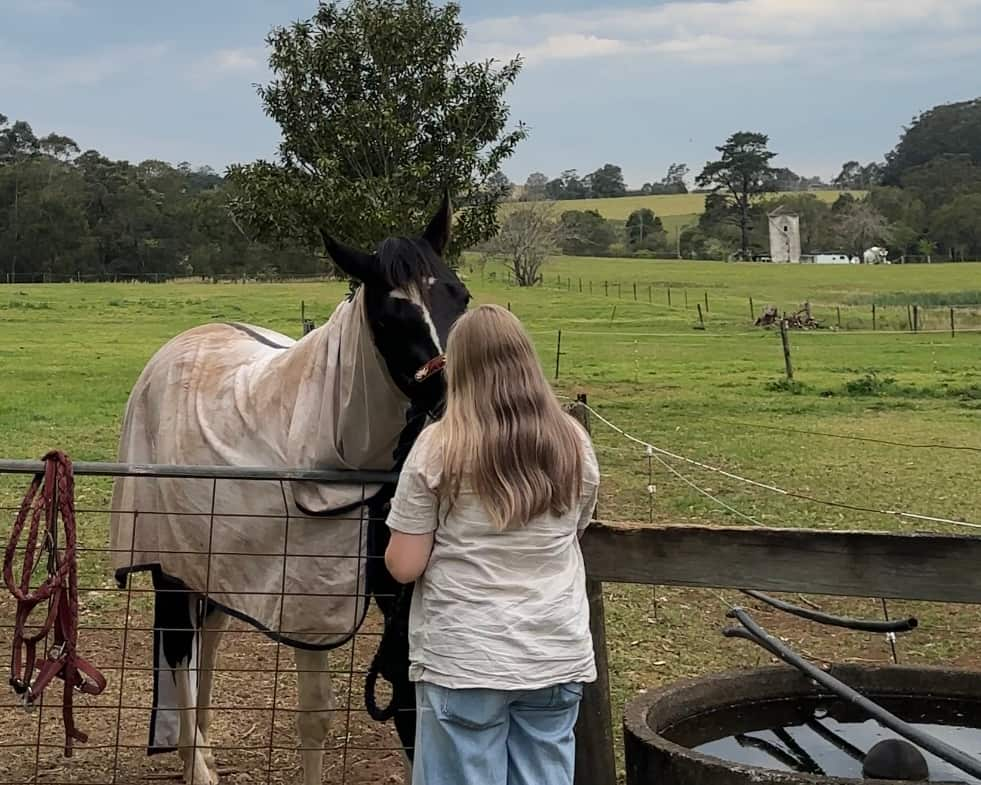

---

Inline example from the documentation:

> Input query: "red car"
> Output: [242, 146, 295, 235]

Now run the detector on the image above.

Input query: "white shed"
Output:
[810, 253, 857, 265]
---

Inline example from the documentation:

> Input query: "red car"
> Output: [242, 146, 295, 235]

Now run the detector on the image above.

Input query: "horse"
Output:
[108, 194, 469, 785]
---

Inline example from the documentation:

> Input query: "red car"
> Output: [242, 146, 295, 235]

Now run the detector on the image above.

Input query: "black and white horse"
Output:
[109, 194, 467, 785]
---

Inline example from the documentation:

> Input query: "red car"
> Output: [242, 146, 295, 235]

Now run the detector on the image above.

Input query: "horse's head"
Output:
[320, 193, 470, 418]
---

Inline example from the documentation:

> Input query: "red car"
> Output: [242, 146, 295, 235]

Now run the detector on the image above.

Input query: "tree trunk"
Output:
[739, 198, 750, 259]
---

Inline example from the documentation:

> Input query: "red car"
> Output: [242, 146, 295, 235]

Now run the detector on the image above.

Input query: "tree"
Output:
[771, 167, 802, 192]
[625, 208, 666, 252]
[588, 163, 626, 198]
[833, 161, 884, 190]
[900, 155, 981, 210]
[485, 171, 513, 200]
[227, 0, 527, 262]
[662, 162, 688, 193]
[482, 202, 560, 285]
[697, 131, 777, 259]
[836, 201, 892, 259]
[932, 193, 981, 261]
[523, 172, 548, 201]
[558, 209, 615, 256]
[868, 186, 926, 257]
[883, 98, 981, 185]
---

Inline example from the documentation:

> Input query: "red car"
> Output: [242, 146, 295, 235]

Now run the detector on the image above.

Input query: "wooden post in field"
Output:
[873, 303, 877, 331]
[837, 306, 842, 329]
[951, 308, 956, 338]
[589, 280, 592, 295]
[667, 287, 672, 307]
[913, 305, 919, 333]
[604, 280, 608, 297]
[696, 303, 705, 329]
[566, 395, 617, 785]
[579, 277, 583, 293]
[649, 285, 653, 304]
[750, 296, 755, 322]
[507, 301, 511, 312]
[555, 330, 563, 380]
[633, 282, 637, 300]
[780, 319, 794, 380]
[704, 291, 710, 313]
[907, 304, 914, 332]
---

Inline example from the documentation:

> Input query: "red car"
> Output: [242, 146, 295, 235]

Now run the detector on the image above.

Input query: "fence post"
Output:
[696, 303, 705, 329]
[907, 304, 913, 332]
[579, 277, 583, 293]
[604, 280, 608, 297]
[633, 282, 637, 300]
[873, 303, 877, 331]
[589, 280, 593, 295]
[837, 306, 841, 329]
[667, 287, 671, 307]
[750, 296, 755, 322]
[780, 319, 794, 380]
[507, 301, 511, 312]
[951, 308, 956, 338]
[567, 395, 617, 785]
[704, 291, 709, 313]
[913, 305, 919, 333]
[555, 330, 563, 381]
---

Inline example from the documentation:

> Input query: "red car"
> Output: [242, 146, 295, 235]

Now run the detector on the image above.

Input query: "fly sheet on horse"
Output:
[107, 195, 467, 785]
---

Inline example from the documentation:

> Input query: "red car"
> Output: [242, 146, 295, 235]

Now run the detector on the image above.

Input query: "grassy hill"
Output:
[501, 190, 867, 238]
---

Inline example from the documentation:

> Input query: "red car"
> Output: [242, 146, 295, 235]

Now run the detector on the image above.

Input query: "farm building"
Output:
[767, 206, 801, 263]
[802, 252, 858, 264]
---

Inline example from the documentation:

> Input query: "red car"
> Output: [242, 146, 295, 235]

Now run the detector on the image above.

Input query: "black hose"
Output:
[741, 590, 917, 633]
[723, 607, 981, 781]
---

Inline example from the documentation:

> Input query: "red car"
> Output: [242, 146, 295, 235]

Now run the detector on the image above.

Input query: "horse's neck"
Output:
[270, 293, 410, 471]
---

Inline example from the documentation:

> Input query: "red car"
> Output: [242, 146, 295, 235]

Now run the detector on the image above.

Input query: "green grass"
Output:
[501, 190, 866, 220]
[2, 260, 980, 780]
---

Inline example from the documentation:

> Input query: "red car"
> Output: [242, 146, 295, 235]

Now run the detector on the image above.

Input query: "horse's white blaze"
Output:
[390, 286, 443, 354]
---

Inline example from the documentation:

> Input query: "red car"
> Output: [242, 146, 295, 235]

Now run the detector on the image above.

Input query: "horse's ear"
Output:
[320, 230, 378, 283]
[423, 191, 452, 256]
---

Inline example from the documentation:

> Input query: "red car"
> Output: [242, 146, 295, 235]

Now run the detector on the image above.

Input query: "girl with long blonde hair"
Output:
[385, 304, 599, 785]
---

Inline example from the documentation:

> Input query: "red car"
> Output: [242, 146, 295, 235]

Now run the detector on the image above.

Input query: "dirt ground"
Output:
[0, 602, 408, 785]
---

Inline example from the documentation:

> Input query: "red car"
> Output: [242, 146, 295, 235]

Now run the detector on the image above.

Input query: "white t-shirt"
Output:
[386, 421, 600, 691]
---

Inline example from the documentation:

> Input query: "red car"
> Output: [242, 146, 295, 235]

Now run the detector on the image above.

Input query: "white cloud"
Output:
[211, 48, 265, 74]
[186, 47, 267, 87]
[0, 43, 169, 90]
[0, 0, 78, 14]
[464, 0, 981, 67]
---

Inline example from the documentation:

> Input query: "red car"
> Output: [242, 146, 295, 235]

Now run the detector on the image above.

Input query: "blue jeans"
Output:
[412, 681, 583, 785]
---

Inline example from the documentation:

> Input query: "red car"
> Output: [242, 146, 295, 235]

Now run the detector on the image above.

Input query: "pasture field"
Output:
[500, 188, 865, 221]
[1, 257, 980, 782]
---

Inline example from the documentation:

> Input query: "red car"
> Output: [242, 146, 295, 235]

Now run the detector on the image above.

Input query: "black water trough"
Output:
[625, 665, 981, 785]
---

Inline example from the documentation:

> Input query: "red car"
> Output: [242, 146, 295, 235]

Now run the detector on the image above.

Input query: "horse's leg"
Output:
[294, 648, 335, 785]
[196, 605, 230, 779]
[176, 661, 216, 785]
[152, 571, 214, 785]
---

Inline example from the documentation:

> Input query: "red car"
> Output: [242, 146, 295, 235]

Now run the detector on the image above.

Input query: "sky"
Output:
[2, 0, 981, 188]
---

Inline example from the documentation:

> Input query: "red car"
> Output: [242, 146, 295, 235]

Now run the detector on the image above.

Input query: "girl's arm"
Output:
[385, 531, 435, 584]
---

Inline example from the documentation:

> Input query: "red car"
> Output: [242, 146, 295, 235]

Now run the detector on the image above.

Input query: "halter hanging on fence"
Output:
[3, 450, 107, 757]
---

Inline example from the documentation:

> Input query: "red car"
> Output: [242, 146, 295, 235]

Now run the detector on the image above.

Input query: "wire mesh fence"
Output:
[0, 461, 409, 785]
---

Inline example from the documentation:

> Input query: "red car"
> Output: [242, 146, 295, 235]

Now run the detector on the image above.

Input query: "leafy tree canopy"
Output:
[227, 0, 526, 262]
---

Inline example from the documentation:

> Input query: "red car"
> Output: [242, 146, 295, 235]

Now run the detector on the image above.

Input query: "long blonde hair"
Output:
[436, 304, 584, 530]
